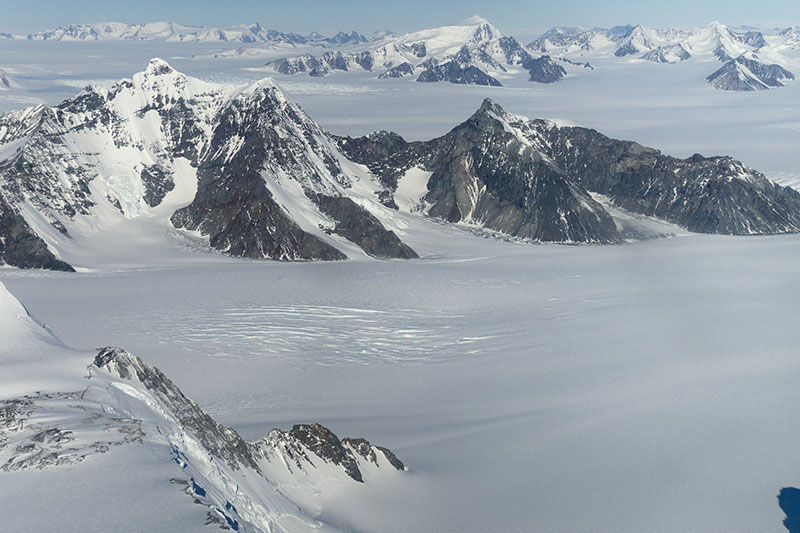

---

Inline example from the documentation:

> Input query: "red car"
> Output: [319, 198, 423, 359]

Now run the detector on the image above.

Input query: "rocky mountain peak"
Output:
[476, 97, 506, 117]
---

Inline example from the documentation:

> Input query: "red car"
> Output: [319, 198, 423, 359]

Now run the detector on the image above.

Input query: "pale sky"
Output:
[3, 0, 800, 36]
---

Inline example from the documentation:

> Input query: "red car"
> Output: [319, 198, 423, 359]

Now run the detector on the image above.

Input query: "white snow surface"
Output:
[2, 232, 800, 532]
[393, 167, 432, 213]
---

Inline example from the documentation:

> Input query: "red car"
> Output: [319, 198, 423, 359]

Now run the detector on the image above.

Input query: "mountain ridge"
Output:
[529, 21, 798, 90]
[264, 17, 568, 86]
[2, 21, 371, 44]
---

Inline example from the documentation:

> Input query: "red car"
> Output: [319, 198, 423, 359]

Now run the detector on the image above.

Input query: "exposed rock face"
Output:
[278, 424, 364, 481]
[267, 51, 374, 77]
[417, 60, 502, 86]
[378, 62, 415, 79]
[0, 59, 418, 269]
[738, 31, 767, 49]
[169, 83, 349, 261]
[707, 55, 795, 91]
[311, 194, 419, 258]
[139, 165, 175, 207]
[615, 26, 654, 57]
[338, 100, 622, 243]
[169, 79, 415, 260]
[0, 196, 73, 271]
[524, 55, 567, 83]
[338, 99, 800, 238]
[3, 345, 405, 531]
[533, 121, 800, 235]
[328, 30, 369, 45]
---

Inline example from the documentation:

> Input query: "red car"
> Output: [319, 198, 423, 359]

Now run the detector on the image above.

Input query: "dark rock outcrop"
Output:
[311, 194, 418, 258]
[707, 55, 795, 91]
[338, 100, 621, 243]
[140, 165, 175, 207]
[416, 61, 502, 86]
[531, 118, 800, 234]
[0, 196, 73, 271]
[378, 62, 415, 79]
[736, 30, 767, 50]
[523, 55, 567, 83]
[338, 98, 800, 238]
[287, 424, 364, 481]
[169, 80, 416, 260]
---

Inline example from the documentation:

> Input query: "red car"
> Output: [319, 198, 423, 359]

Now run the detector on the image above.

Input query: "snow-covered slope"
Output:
[0, 59, 417, 270]
[13, 21, 368, 44]
[0, 280, 406, 532]
[264, 16, 567, 86]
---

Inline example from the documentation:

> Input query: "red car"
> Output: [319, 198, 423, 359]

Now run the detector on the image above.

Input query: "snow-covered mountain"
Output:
[530, 22, 798, 90]
[531, 22, 752, 59]
[530, 25, 636, 55]
[0, 280, 406, 532]
[10, 21, 369, 44]
[337, 99, 800, 240]
[0, 58, 417, 270]
[707, 52, 795, 90]
[264, 16, 568, 86]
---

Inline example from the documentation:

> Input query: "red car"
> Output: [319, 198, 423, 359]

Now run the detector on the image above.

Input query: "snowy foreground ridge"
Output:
[0, 281, 405, 532]
[2, 58, 800, 271]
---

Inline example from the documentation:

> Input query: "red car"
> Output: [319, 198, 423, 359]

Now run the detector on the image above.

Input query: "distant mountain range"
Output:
[264, 16, 571, 86]
[1, 60, 799, 271]
[0, 21, 371, 45]
[3, 18, 800, 91]
[530, 21, 799, 91]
